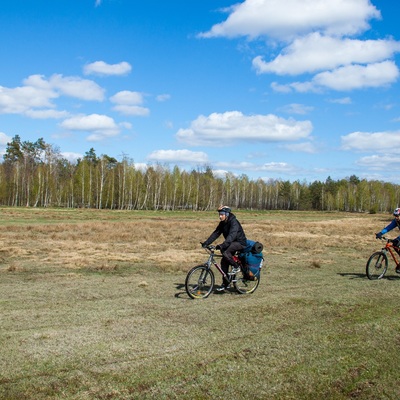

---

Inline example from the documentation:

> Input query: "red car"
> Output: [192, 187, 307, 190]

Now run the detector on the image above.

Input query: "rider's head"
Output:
[218, 205, 231, 221]
[394, 208, 400, 219]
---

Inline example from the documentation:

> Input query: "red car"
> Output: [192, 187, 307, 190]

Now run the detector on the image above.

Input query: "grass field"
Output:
[1, 208, 400, 399]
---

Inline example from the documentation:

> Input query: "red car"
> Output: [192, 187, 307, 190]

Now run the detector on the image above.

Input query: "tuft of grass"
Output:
[311, 260, 321, 268]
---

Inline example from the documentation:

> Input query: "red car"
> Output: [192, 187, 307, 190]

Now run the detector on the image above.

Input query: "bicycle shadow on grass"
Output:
[338, 272, 368, 280]
[174, 283, 188, 299]
[174, 282, 231, 299]
[338, 272, 400, 280]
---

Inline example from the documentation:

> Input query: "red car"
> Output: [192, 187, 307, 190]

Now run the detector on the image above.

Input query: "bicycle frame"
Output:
[204, 246, 237, 282]
[381, 238, 400, 266]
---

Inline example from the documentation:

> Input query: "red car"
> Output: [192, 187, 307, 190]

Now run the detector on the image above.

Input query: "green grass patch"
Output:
[0, 209, 400, 399]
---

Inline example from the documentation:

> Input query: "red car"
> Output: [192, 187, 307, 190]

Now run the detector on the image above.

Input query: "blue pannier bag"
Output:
[239, 240, 264, 280]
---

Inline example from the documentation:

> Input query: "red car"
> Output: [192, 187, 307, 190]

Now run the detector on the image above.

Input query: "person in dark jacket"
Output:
[376, 207, 400, 273]
[202, 206, 247, 291]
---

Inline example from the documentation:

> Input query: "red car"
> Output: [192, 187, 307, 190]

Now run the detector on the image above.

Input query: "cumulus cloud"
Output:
[83, 61, 132, 76]
[252, 33, 400, 75]
[313, 61, 399, 90]
[60, 114, 120, 141]
[0, 74, 105, 117]
[271, 61, 399, 92]
[0, 78, 57, 114]
[341, 130, 400, 152]
[176, 111, 313, 146]
[147, 149, 209, 164]
[110, 91, 143, 105]
[47, 74, 105, 101]
[110, 90, 150, 116]
[200, 0, 400, 93]
[199, 0, 380, 40]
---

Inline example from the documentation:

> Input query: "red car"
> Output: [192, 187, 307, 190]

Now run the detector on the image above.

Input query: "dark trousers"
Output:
[221, 242, 244, 286]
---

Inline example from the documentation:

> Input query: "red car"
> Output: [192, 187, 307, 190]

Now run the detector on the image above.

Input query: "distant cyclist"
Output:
[201, 206, 247, 291]
[376, 207, 400, 273]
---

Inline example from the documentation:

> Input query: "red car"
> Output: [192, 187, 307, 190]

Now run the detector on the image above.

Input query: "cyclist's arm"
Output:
[380, 219, 398, 235]
[203, 226, 222, 246]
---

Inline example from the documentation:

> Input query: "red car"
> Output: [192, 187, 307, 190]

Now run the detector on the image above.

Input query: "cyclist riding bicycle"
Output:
[375, 207, 400, 273]
[201, 206, 247, 292]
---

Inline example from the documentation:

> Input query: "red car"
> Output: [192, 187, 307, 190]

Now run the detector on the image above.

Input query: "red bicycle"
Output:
[366, 236, 400, 280]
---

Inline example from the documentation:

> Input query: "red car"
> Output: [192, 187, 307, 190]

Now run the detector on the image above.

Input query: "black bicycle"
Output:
[185, 245, 260, 299]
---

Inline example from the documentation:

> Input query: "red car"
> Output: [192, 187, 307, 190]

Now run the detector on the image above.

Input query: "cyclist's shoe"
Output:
[216, 284, 227, 292]
[396, 266, 400, 274]
[231, 267, 241, 274]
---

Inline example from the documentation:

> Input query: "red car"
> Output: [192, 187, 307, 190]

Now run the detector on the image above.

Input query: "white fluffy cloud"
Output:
[0, 74, 104, 117]
[48, 74, 105, 101]
[60, 114, 120, 141]
[356, 155, 400, 173]
[201, 0, 399, 93]
[271, 61, 399, 92]
[341, 130, 400, 152]
[83, 61, 132, 76]
[313, 61, 399, 90]
[176, 111, 313, 146]
[0, 84, 56, 114]
[199, 0, 380, 40]
[110, 90, 150, 116]
[253, 33, 400, 75]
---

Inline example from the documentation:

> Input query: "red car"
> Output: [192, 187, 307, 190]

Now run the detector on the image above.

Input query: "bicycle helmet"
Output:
[217, 205, 231, 215]
[394, 208, 400, 217]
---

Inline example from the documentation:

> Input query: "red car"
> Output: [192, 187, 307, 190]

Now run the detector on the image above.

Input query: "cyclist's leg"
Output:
[220, 257, 231, 287]
[221, 242, 244, 270]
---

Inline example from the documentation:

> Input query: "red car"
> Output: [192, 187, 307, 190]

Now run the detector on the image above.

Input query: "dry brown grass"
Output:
[0, 208, 385, 275]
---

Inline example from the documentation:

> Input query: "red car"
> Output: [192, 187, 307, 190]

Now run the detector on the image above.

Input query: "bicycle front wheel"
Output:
[185, 265, 215, 299]
[366, 251, 388, 280]
[234, 271, 260, 294]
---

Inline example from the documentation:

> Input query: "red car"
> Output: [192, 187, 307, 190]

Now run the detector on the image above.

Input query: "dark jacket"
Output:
[204, 213, 247, 251]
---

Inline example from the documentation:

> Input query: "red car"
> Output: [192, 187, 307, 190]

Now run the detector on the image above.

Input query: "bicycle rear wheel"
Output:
[366, 251, 388, 280]
[233, 270, 260, 294]
[185, 265, 215, 299]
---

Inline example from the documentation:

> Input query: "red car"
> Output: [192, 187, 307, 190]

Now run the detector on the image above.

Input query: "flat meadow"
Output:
[0, 207, 400, 399]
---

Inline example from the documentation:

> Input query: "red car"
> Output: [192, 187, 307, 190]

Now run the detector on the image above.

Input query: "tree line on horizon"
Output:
[0, 135, 399, 213]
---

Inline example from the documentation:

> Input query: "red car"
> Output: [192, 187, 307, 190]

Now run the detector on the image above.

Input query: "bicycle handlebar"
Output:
[377, 236, 397, 245]
[200, 243, 222, 254]
[378, 236, 395, 241]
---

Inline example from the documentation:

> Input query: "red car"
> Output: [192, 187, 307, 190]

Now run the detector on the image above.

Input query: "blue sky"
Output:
[1, 0, 400, 183]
